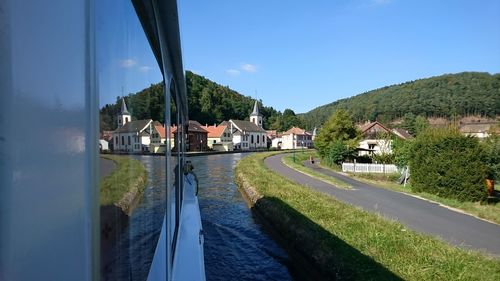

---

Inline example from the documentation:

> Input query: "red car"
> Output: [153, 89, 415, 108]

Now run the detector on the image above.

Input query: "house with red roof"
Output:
[172, 120, 208, 152]
[202, 124, 233, 151]
[150, 123, 173, 153]
[280, 127, 313, 149]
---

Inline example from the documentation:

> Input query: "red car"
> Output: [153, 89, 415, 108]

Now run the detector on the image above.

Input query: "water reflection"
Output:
[101, 155, 165, 281]
[192, 154, 293, 281]
[101, 153, 292, 281]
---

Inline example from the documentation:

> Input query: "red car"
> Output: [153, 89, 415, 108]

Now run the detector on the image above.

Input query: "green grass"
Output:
[317, 163, 500, 225]
[281, 150, 352, 189]
[100, 155, 148, 210]
[235, 152, 500, 281]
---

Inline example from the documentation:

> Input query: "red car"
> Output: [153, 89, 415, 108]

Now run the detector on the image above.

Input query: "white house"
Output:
[459, 122, 498, 139]
[227, 100, 267, 150]
[202, 124, 233, 151]
[111, 98, 153, 153]
[280, 127, 313, 149]
[357, 121, 411, 156]
[149, 123, 170, 153]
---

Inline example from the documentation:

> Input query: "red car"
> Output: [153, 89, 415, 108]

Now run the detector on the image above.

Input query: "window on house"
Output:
[251, 135, 254, 143]
[121, 136, 124, 145]
[128, 136, 131, 145]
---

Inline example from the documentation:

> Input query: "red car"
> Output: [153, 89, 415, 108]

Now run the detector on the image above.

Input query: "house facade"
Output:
[111, 98, 153, 153]
[174, 120, 208, 152]
[112, 119, 153, 152]
[459, 122, 498, 139]
[228, 101, 267, 150]
[280, 127, 313, 149]
[357, 121, 411, 156]
[202, 124, 233, 151]
[149, 123, 169, 153]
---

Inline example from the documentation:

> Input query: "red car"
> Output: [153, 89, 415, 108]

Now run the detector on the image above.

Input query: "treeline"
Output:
[100, 71, 301, 131]
[301, 72, 500, 130]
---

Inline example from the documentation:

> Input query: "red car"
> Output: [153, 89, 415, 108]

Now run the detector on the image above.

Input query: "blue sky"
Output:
[177, 0, 500, 113]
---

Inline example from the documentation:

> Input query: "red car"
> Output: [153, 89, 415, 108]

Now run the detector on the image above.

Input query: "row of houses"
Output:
[101, 99, 270, 153]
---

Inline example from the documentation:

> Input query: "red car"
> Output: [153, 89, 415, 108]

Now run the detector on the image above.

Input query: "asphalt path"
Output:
[100, 157, 116, 179]
[265, 154, 500, 256]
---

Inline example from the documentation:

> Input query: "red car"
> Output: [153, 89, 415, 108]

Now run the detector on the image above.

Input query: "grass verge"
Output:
[100, 155, 148, 214]
[281, 151, 351, 189]
[318, 162, 500, 225]
[235, 152, 500, 281]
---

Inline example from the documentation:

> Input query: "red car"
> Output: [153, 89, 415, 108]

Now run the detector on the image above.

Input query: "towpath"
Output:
[265, 154, 500, 256]
[100, 157, 116, 179]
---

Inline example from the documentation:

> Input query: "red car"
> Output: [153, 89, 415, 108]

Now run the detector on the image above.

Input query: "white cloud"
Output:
[240, 63, 258, 73]
[225, 69, 241, 76]
[139, 66, 152, 73]
[120, 59, 137, 68]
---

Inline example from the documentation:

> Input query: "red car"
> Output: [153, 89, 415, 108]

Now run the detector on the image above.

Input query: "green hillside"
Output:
[100, 71, 281, 131]
[300, 72, 500, 129]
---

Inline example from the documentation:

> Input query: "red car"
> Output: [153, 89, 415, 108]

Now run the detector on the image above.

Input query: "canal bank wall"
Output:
[234, 156, 331, 281]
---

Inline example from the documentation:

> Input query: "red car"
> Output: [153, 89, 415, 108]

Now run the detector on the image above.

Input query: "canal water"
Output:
[103, 154, 293, 281]
[192, 153, 293, 281]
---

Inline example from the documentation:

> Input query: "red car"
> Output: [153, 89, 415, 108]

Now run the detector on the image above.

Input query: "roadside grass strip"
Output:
[235, 152, 500, 281]
[100, 155, 148, 208]
[281, 152, 352, 189]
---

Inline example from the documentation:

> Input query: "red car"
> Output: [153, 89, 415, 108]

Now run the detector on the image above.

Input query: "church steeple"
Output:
[117, 98, 131, 128]
[250, 100, 263, 128]
[120, 97, 130, 115]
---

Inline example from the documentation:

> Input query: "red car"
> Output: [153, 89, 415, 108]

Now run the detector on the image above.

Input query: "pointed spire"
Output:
[120, 98, 130, 115]
[250, 100, 261, 116]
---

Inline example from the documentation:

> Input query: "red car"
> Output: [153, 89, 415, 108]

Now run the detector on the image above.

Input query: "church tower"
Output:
[117, 98, 131, 128]
[250, 100, 263, 128]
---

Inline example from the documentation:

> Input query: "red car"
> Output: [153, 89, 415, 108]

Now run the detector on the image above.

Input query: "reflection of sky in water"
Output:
[96, 0, 163, 107]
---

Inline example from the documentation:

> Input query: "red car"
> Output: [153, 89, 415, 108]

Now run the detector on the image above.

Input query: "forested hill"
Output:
[100, 71, 280, 131]
[300, 72, 500, 129]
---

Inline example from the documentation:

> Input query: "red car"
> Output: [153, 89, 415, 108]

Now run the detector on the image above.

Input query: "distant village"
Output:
[99, 98, 314, 154]
[99, 98, 498, 156]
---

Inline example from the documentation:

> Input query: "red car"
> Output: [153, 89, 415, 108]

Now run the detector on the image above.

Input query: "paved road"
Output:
[265, 154, 500, 256]
[100, 157, 116, 179]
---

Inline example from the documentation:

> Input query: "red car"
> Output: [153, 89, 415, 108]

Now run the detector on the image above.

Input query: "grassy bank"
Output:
[316, 162, 500, 225]
[281, 150, 351, 189]
[100, 155, 148, 214]
[235, 152, 500, 281]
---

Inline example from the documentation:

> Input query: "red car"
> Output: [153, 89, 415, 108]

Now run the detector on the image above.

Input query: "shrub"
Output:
[323, 140, 356, 166]
[409, 128, 488, 202]
[392, 137, 413, 168]
[482, 135, 500, 180]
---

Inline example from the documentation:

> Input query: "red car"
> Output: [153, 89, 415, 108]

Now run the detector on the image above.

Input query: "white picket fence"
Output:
[342, 162, 399, 174]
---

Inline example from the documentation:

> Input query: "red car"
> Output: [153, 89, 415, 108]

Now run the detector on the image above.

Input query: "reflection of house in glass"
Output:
[173, 120, 208, 152]
[111, 98, 153, 153]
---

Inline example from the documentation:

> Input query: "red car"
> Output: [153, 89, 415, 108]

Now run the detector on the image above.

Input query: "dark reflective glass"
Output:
[96, 1, 172, 280]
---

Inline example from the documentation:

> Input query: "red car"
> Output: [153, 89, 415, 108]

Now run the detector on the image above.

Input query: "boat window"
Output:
[96, 1, 169, 280]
